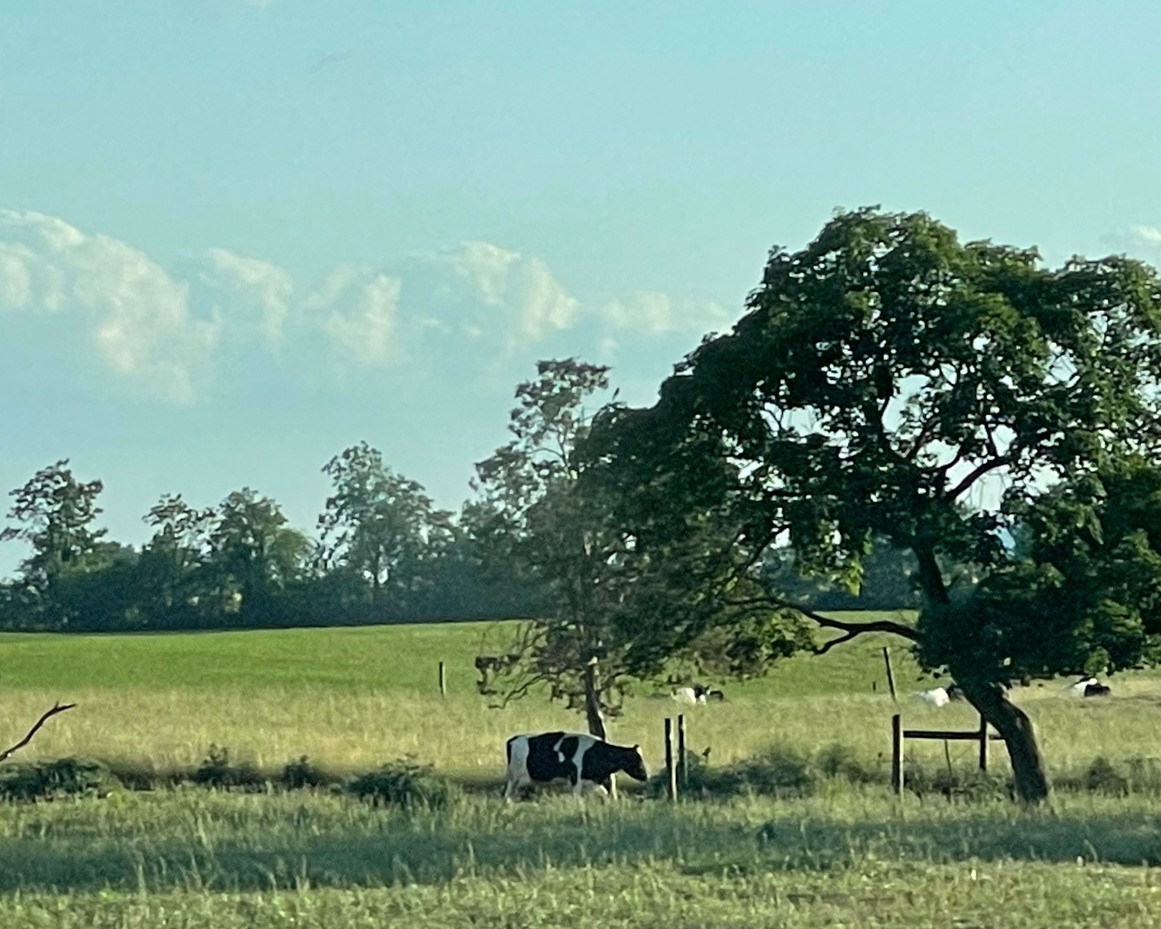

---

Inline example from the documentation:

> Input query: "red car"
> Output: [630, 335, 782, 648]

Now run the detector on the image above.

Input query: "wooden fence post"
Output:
[891, 713, 903, 795]
[664, 717, 677, 802]
[977, 712, 988, 772]
[677, 714, 687, 796]
[438, 661, 446, 697]
[882, 647, 898, 703]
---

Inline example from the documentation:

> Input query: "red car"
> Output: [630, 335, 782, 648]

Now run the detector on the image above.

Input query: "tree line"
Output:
[0, 444, 539, 632]
[0, 440, 916, 635]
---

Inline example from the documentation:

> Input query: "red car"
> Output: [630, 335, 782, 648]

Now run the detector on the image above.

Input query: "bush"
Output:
[816, 743, 878, 785]
[650, 747, 817, 800]
[1082, 756, 1129, 796]
[191, 745, 264, 790]
[279, 755, 327, 790]
[0, 757, 112, 802]
[348, 757, 457, 809]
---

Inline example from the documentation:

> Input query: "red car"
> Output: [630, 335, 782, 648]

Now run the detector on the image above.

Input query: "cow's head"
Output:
[623, 745, 648, 782]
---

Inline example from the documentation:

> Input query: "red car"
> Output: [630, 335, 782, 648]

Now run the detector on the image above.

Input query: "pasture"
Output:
[4, 615, 1161, 927]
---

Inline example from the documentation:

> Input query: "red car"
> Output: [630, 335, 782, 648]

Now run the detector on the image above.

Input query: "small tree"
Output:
[588, 208, 1161, 802]
[468, 360, 624, 737]
[468, 360, 808, 737]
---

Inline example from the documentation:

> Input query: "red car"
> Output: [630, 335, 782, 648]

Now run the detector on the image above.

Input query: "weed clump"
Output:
[0, 757, 113, 802]
[191, 745, 264, 791]
[279, 755, 327, 790]
[348, 756, 458, 809]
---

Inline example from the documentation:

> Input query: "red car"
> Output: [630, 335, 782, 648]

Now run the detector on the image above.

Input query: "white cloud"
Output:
[201, 247, 292, 345]
[1102, 225, 1161, 262]
[0, 208, 717, 399]
[0, 209, 219, 403]
[405, 241, 579, 348]
[307, 267, 400, 365]
[600, 290, 730, 334]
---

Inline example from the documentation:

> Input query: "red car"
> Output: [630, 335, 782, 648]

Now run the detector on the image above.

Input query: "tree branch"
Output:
[724, 593, 920, 650]
[947, 456, 1011, 501]
[0, 702, 76, 764]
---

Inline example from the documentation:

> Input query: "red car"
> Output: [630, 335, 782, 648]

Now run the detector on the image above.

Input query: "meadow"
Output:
[4, 615, 1161, 927]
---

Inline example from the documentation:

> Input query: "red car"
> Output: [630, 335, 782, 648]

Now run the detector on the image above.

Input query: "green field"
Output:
[5, 616, 1161, 927]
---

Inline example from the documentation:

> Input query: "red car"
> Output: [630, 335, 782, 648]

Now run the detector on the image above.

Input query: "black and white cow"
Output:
[504, 731, 648, 799]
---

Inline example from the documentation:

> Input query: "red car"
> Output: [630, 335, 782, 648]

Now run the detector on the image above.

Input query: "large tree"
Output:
[1, 460, 108, 626]
[586, 208, 1161, 802]
[317, 442, 452, 617]
[207, 488, 311, 623]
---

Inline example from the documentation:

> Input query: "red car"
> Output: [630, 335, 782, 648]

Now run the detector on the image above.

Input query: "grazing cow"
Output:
[1084, 681, 1112, 697]
[504, 732, 648, 799]
[671, 684, 726, 705]
[916, 687, 951, 707]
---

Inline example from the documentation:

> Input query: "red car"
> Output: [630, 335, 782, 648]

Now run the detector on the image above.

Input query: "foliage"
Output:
[191, 745, 264, 790]
[318, 443, 454, 617]
[0, 461, 109, 626]
[0, 757, 111, 802]
[279, 755, 328, 790]
[587, 207, 1161, 801]
[347, 757, 457, 809]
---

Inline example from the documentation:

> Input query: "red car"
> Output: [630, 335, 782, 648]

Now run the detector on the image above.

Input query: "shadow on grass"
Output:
[3, 800, 1161, 892]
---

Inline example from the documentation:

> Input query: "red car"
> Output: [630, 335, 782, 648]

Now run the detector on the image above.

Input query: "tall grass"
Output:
[3, 790, 1161, 926]
[6, 619, 1161, 926]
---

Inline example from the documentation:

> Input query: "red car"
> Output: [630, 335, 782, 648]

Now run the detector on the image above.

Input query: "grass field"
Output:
[5, 615, 1161, 926]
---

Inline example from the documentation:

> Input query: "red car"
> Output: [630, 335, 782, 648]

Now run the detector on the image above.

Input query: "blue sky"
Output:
[2, 1, 1161, 576]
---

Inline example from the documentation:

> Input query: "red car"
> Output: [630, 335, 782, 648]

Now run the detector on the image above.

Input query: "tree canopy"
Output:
[586, 207, 1161, 801]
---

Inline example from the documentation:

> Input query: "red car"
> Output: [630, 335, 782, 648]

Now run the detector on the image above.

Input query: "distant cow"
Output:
[916, 687, 951, 707]
[1066, 677, 1112, 698]
[671, 684, 725, 705]
[504, 732, 648, 799]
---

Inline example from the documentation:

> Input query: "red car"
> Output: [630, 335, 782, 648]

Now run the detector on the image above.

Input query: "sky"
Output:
[2, 1, 1161, 577]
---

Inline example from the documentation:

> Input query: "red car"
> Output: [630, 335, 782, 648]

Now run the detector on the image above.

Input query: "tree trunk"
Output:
[582, 658, 607, 740]
[954, 675, 1050, 803]
[582, 658, 617, 798]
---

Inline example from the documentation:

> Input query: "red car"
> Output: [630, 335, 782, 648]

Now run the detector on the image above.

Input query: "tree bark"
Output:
[954, 675, 1050, 803]
[582, 658, 607, 740]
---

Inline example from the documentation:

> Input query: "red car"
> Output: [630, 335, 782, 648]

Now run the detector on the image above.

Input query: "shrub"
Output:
[0, 757, 112, 802]
[816, 743, 878, 785]
[1082, 756, 1129, 796]
[191, 745, 264, 790]
[650, 747, 817, 800]
[279, 755, 327, 790]
[348, 757, 457, 809]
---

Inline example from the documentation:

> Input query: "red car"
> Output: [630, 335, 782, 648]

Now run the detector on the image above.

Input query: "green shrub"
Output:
[191, 745, 264, 790]
[650, 747, 817, 799]
[816, 743, 878, 784]
[279, 755, 327, 790]
[0, 757, 112, 802]
[1082, 756, 1129, 796]
[347, 757, 457, 809]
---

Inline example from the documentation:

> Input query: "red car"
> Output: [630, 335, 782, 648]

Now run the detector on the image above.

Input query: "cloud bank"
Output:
[0, 209, 729, 403]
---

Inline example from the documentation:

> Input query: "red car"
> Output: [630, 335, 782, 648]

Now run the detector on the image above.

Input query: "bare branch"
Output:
[947, 456, 1011, 501]
[725, 592, 919, 648]
[0, 702, 76, 764]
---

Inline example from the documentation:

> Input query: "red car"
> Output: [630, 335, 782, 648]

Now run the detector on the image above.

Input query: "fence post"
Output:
[677, 714, 687, 796]
[978, 712, 988, 772]
[882, 647, 898, 703]
[439, 661, 446, 697]
[664, 717, 677, 801]
[891, 713, 903, 795]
